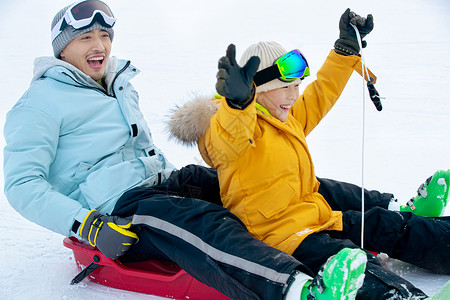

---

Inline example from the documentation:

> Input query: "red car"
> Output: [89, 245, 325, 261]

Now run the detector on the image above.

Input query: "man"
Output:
[3, 1, 367, 299]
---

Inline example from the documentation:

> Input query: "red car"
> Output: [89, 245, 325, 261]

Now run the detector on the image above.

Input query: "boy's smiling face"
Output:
[256, 84, 300, 121]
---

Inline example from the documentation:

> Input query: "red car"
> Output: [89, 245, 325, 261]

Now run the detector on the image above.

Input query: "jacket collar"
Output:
[31, 56, 131, 95]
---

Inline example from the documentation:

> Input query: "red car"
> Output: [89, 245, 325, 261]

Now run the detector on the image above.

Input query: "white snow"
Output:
[1, 0, 449, 299]
[437, 177, 448, 198]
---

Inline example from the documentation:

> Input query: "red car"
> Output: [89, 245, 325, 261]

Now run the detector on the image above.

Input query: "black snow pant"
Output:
[112, 165, 312, 300]
[115, 165, 449, 299]
[293, 209, 450, 299]
[307, 177, 450, 298]
[317, 176, 395, 212]
[293, 178, 450, 299]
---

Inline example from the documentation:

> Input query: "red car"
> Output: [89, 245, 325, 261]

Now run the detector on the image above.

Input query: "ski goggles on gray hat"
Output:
[51, 0, 116, 42]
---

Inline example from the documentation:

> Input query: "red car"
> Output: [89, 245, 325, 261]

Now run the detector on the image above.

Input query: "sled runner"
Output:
[63, 237, 231, 299]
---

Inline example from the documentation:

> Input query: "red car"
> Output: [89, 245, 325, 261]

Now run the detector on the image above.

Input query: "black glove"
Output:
[216, 44, 260, 110]
[80, 209, 138, 259]
[334, 8, 374, 56]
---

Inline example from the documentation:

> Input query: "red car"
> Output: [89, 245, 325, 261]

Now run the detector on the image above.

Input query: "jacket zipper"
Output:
[61, 60, 131, 97]
[110, 60, 131, 98]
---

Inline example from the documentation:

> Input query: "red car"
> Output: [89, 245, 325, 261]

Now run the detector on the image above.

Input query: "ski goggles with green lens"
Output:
[51, 0, 116, 42]
[253, 49, 310, 86]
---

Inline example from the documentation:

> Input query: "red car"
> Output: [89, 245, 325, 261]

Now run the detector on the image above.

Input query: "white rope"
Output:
[350, 23, 370, 249]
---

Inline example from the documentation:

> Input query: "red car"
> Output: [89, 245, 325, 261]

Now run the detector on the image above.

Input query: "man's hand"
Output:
[216, 44, 260, 109]
[80, 209, 138, 259]
[334, 8, 374, 56]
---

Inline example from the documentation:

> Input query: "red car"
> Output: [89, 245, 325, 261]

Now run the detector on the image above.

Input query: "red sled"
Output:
[63, 237, 231, 299]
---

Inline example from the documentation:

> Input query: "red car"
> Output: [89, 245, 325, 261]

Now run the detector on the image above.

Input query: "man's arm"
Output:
[4, 105, 88, 236]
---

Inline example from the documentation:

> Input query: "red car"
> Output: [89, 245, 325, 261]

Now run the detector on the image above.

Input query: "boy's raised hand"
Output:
[334, 8, 374, 56]
[216, 44, 260, 109]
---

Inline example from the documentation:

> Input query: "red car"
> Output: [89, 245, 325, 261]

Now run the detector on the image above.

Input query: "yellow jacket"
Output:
[197, 50, 375, 254]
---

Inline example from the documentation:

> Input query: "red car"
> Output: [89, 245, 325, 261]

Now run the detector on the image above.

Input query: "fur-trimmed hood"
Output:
[167, 95, 220, 145]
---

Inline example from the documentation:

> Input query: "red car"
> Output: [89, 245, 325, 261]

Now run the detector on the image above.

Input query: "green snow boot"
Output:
[427, 280, 450, 300]
[401, 169, 450, 217]
[306, 248, 367, 300]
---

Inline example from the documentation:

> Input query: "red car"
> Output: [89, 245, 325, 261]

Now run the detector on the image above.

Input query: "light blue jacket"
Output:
[3, 56, 176, 236]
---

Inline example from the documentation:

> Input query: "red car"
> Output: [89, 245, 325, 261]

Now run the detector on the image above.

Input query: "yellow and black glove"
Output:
[79, 209, 138, 259]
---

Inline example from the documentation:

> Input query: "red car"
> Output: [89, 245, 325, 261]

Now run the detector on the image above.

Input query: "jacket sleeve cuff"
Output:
[332, 49, 377, 83]
[71, 208, 91, 237]
[225, 83, 256, 110]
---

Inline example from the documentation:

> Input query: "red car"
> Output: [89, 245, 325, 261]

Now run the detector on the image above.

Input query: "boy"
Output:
[168, 9, 450, 299]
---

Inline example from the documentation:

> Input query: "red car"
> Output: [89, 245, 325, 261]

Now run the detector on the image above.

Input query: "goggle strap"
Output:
[253, 65, 281, 86]
[51, 1, 116, 42]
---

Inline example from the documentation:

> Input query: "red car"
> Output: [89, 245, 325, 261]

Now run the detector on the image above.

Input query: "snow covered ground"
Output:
[1, 0, 449, 299]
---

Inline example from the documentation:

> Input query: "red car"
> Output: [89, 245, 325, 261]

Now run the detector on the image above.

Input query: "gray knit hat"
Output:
[51, 3, 115, 58]
[239, 41, 302, 93]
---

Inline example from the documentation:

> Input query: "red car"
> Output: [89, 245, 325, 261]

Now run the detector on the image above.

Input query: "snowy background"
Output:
[1, 0, 449, 299]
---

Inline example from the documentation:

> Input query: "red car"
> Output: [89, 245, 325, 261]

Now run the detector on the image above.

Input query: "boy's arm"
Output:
[200, 96, 258, 168]
[291, 50, 376, 136]
[201, 43, 260, 167]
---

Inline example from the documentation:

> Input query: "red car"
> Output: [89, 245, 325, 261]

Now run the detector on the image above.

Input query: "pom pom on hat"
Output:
[51, 3, 114, 58]
[239, 41, 302, 93]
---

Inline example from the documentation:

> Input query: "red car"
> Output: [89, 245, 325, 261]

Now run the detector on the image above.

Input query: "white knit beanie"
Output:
[51, 2, 115, 58]
[239, 41, 302, 93]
